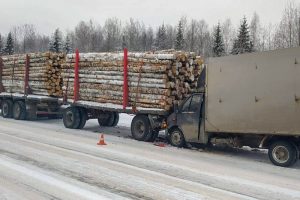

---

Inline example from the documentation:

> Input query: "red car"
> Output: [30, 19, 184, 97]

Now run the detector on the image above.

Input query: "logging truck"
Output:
[0, 54, 62, 120]
[62, 47, 300, 167]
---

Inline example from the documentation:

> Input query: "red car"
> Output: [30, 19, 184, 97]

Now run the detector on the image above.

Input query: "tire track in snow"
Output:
[0, 132, 257, 200]
[1, 130, 299, 200]
[0, 156, 122, 200]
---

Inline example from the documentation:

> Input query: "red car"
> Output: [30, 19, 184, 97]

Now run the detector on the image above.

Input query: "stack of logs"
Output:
[1, 52, 65, 97]
[62, 50, 203, 111]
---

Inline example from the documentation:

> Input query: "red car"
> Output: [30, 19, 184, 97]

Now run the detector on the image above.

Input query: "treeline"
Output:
[0, 1, 300, 57]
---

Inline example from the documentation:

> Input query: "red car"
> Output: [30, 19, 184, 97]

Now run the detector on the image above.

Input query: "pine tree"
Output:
[175, 20, 184, 50]
[155, 24, 167, 50]
[231, 17, 253, 55]
[49, 28, 63, 53]
[231, 39, 239, 55]
[0, 34, 3, 55]
[4, 32, 14, 55]
[64, 35, 72, 54]
[213, 23, 225, 57]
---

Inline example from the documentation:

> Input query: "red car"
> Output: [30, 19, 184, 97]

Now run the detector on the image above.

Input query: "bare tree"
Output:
[222, 19, 235, 54]
[36, 35, 50, 52]
[22, 24, 37, 53]
[145, 27, 154, 50]
[274, 1, 298, 48]
[185, 19, 211, 56]
[165, 24, 176, 49]
[74, 21, 92, 52]
[103, 18, 122, 51]
[10, 26, 22, 53]
[259, 23, 274, 51]
[89, 21, 103, 52]
[123, 18, 142, 51]
[250, 12, 261, 51]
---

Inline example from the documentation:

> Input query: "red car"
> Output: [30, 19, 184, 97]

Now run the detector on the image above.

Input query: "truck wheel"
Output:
[77, 108, 87, 129]
[144, 130, 154, 142]
[13, 101, 26, 120]
[292, 143, 299, 165]
[98, 113, 112, 126]
[2, 100, 13, 118]
[168, 128, 185, 148]
[268, 140, 297, 167]
[63, 107, 81, 129]
[146, 130, 159, 142]
[112, 112, 119, 127]
[131, 115, 151, 141]
[106, 112, 116, 127]
[98, 112, 116, 127]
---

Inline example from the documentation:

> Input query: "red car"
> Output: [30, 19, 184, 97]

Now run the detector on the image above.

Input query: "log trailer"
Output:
[63, 47, 300, 167]
[0, 55, 61, 120]
[61, 49, 169, 141]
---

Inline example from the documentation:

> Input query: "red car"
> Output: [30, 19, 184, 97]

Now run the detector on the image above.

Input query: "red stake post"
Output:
[123, 48, 129, 110]
[73, 49, 80, 102]
[0, 57, 4, 92]
[24, 54, 30, 95]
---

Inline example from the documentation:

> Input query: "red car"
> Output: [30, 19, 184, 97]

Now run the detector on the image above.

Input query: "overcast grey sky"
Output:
[0, 0, 299, 35]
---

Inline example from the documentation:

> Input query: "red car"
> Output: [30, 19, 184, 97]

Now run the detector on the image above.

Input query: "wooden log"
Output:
[61, 70, 168, 79]
[62, 74, 168, 85]
[63, 79, 171, 89]
[66, 95, 170, 110]
[64, 83, 171, 96]
[61, 64, 169, 73]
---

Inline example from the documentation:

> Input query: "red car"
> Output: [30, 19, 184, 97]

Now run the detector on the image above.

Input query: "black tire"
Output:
[98, 112, 116, 127]
[112, 112, 119, 127]
[63, 107, 81, 129]
[13, 101, 26, 120]
[147, 130, 159, 142]
[168, 128, 185, 148]
[77, 107, 87, 129]
[268, 140, 297, 167]
[98, 116, 108, 126]
[106, 112, 115, 127]
[2, 100, 13, 118]
[292, 143, 299, 165]
[144, 130, 154, 142]
[131, 115, 151, 141]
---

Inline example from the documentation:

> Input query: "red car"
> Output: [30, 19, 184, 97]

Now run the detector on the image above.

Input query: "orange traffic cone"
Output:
[97, 134, 107, 145]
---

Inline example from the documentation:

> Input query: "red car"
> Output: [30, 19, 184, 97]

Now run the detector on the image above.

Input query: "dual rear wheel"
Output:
[2, 100, 13, 118]
[131, 115, 159, 142]
[98, 112, 119, 127]
[2, 100, 26, 120]
[63, 106, 119, 129]
[63, 106, 89, 129]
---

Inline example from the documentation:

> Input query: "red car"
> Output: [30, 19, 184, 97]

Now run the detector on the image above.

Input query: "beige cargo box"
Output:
[205, 47, 300, 136]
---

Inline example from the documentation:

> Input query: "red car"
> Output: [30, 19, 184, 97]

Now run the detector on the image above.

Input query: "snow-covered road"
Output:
[0, 114, 299, 200]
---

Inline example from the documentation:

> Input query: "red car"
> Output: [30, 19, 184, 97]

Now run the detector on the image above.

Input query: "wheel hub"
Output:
[171, 131, 181, 145]
[66, 111, 74, 123]
[272, 146, 289, 163]
[135, 120, 145, 136]
[3, 104, 8, 115]
[14, 105, 20, 117]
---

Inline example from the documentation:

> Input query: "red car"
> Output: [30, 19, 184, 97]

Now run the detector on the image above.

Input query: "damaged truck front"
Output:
[167, 47, 300, 167]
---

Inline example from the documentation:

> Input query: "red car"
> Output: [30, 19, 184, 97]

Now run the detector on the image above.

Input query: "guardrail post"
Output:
[123, 48, 128, 110]
[73, 49, 80, 102]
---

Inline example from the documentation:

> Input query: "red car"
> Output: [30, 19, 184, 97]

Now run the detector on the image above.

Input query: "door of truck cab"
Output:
[177, 93, 203, 142]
